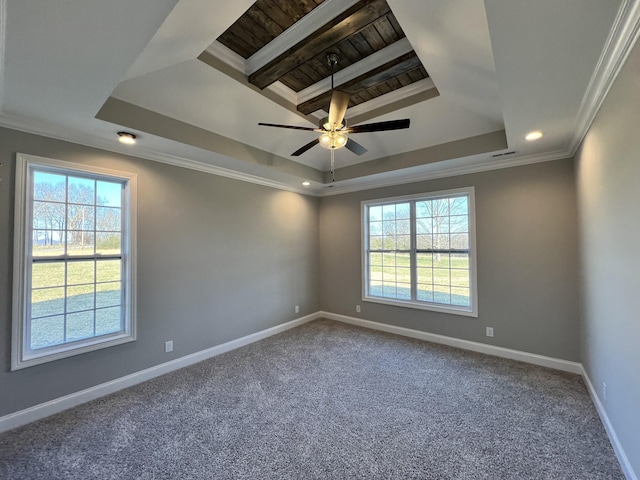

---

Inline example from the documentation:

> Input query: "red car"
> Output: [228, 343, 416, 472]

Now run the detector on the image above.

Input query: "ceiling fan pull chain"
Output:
[331, 148, 335, 182]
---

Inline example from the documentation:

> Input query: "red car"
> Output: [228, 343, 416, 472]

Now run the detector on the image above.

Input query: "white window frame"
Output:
[361, 187, 478, 317]
[12, 153, 137, 370]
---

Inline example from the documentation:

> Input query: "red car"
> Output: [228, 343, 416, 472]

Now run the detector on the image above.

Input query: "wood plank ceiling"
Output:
[216, 0, 429, 115]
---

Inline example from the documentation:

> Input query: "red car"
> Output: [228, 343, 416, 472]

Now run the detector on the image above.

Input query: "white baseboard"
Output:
[320, 311, 583, 374]
[581, 367, 638, 480]
[2, 310, 635, 480]
[0, 313, 319, 434]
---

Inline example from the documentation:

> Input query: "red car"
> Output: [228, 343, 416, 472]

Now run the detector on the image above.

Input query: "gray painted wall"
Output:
[574, 38, 640, 475]
[0, 127, 320, 417]
[319, 160, 581, 361]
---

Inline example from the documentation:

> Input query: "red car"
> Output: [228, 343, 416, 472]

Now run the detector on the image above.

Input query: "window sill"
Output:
[363, 295, 478, 318]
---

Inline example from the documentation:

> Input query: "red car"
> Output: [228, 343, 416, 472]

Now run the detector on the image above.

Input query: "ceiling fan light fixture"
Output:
[319, 131, 348, 150]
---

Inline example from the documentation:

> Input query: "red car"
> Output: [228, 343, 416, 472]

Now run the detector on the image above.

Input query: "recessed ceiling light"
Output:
[525, 130, 543, 141]
[302, 181, 311, 186]
[117, 131, 137, 145]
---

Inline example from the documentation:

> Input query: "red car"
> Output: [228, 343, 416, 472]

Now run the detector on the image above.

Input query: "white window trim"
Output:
[361, 187, 478, 317]
[12, 153, 138, 370]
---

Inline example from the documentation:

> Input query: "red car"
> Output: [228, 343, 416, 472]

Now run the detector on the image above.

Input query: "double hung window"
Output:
[362, 187, 477, 316]
[12, 154, 137, 369]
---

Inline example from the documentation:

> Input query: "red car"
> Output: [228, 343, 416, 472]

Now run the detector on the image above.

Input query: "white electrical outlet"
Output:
[164, 340, 173, 353]
[295, 305, 299, 314]
[486, 327, 494, 337]
[602, 382, 607, 402]
[356, 305, 361, 313]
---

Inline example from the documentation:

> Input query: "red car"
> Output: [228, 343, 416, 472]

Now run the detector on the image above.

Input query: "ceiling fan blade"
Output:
[345, 138, 367, 156]
[327, 91, 350, 129]
[258, 122, 317, 131]
[348, 119, 410, 134]
[291, 138, 320, 156]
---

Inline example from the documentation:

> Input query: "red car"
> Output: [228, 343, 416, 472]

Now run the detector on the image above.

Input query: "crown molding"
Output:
[0, 113, 316, 196]
[569, 0, 640, 155]
[317, 149, 572, 197]
[0, 110, 575, 199]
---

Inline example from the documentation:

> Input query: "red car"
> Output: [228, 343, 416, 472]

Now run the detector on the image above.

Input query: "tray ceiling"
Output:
[0, 0, 634, 196]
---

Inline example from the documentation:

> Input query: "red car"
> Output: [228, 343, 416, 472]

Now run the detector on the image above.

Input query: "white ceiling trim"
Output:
[338, 77, 435, 121]
[0, 106, 569, 199]
[244, 0, 360, 75]
[569, 0, 640, 155]
[205, 40, 246, 73]
[0, 112, 312, 196]
[318, 149, 573, 197]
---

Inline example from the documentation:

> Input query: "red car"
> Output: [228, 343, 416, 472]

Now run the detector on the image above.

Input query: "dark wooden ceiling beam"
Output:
[248, 0, 390, 90]
[297, 51, 423, 115]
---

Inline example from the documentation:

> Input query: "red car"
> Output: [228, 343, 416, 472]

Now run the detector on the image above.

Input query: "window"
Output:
[12, 153, 137, 369]
[362, 187, 477, 316]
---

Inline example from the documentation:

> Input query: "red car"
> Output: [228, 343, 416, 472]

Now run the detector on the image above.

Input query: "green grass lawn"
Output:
[368, 252, 471, 306]
[29, 250, 123, 349]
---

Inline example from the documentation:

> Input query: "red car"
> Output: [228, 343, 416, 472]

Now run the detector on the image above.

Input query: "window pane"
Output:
[369, 205, 382, 222]
[96, 232, 121, 254]
[396, 203, 410, 219]
[96, 307, 122, 335]
[96, 259, 121, 283]
[382, 204, 396, 220]
[417, 234, 432, 249]
[451, 288, 470, 306]
[417, 253, 433, 267]
[451, 254, 469, 269]
[32, 229, 65, 257]
[382, 283, 397, 298]
[30, 315, 65, 349]
[450, 215, 468, 233]
[416, 201, 430, 218]
[433, 268, 450, 285]
[68, 177, 95, 206]
[369, 221, 382, 236]
[396, 235, 410, 249]
[67, 284, 95, 313]
[66, 310, 95, 342]
[369, 235, 383, 250]
[33, 172, 66, 202]
[451, 269, 470, 288]
[417, 267, 432, 283]
[96, 206, 121, 231]
[396, 219, 410, 235]
[416, 217, 431, 234]
[434, 288, 451, 304]
[97, 181, 121, 207]
[96, 282, 121, 308]
[67, 261, 95, 286]
[31, 287, 65, 318]
[397, 283, 411, 299]
[32, 262, 65, 289]
[397, 267, 411, 284]
[417, 287, 434, 302]
[450, 196, 468, 215]
[369, 252, 382, 265]
[434, 254, 450, 268]
[383, 234, 396, 249]
[396, 252, 410, 268]
[451, 233, 469, 250]
[67, 231, 95, 255]
[435, 234, 450, 250]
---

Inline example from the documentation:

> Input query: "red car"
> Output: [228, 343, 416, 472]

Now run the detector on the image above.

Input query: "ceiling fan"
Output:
[258, 53, 411, 181]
